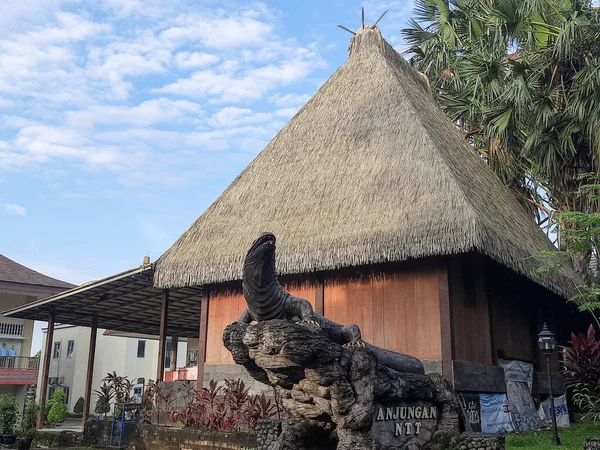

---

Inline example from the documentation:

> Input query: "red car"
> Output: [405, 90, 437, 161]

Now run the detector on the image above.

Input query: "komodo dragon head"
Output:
[242, 232, 285, 321]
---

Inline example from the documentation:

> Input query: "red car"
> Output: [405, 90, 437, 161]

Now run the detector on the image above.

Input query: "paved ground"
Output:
[38, 418, 84, 433]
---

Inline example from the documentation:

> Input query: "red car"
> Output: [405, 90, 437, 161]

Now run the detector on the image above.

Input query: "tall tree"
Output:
[403, 0, 600, 278]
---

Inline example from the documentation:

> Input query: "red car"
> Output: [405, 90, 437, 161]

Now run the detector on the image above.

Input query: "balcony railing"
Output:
[0, 322, 23, 337]
[0, 356, 39, 371]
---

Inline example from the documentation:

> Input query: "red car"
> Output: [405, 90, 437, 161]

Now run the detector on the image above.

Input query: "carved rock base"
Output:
[224, 320, 459, 450]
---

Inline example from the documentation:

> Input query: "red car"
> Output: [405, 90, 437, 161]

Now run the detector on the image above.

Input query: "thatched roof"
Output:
[155, 26, 578, 298]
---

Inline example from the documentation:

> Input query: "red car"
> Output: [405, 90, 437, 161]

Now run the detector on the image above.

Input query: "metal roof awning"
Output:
[2, 265, 203, 338]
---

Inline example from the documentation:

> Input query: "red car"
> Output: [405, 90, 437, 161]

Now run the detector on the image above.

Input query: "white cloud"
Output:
[66, 98, 203, 128]
[174, 52, 219, 70]
[269, 93, 312, 107]
[3, 203, 26, 215]
[154, 56, 320, 103]
[0, 2, 325, 188]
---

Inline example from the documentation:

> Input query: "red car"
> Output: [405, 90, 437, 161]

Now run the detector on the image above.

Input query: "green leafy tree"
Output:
[403, 0, 600, 278]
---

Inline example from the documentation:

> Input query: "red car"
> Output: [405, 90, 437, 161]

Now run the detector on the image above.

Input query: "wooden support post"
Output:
[38, 309, 55, 428]
[439, 264, 454, 384]
[82, 315, 98, 425]
[170, 336, 179, 372]
[197, 293, 210, 391]
[157, 289, 169, 383]
[315, 279, 324, 315]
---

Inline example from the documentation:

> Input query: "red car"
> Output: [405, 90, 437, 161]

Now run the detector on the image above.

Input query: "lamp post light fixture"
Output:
[538, 322, 561, 447]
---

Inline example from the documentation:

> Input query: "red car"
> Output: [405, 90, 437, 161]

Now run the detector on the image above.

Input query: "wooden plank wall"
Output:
[206, 284, 316, 364]
[325, 270, 442, 361]
[487, 264, 537, 363]
[206, 266, 442, 364]
[448, 254, 493, 365]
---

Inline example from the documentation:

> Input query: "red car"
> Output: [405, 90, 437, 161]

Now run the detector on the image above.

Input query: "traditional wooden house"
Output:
[156, 26, 582, 394]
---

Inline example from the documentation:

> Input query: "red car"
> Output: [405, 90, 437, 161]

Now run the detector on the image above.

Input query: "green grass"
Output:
[506, 424, 600, 449]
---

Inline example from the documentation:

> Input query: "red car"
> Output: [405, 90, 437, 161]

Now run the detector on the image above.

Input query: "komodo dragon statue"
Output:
[237, 232, 424, 374]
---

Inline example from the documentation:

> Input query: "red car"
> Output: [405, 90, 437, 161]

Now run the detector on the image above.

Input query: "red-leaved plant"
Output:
[169, 378, 278, 431]
[562, 324, 600, 422]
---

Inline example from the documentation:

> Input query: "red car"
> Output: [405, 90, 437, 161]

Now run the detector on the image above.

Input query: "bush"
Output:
[73, 397, 85, 415]
[21, 402, 40, 430]
[47, 401, 67, 424]
[0, 395, 19, 434]
[562, 324, 600, 422]
[45, 391, 68, 424]
[16, 402, 40, 439]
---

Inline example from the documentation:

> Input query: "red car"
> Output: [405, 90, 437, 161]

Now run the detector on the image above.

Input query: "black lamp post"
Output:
[538, 322, 561, 447]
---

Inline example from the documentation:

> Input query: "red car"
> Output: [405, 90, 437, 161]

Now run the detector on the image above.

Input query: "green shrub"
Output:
[45, 390, 68, 422]
[47, 401, 67, 424]
[16, 402, 40, 439]
[21, 402, 40, 430]
[0, 395, 19, 434]
[73, 397, 85, 415]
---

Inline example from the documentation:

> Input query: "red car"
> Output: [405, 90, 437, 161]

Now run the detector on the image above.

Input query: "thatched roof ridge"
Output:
[155, 26, 578, 298]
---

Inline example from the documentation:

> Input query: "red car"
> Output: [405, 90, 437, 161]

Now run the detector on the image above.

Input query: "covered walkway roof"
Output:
[2, 264, 203, 338]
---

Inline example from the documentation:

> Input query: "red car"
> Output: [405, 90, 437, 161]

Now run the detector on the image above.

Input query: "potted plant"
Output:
[16, 402, 39, 450]
[0, 395, 19, 444]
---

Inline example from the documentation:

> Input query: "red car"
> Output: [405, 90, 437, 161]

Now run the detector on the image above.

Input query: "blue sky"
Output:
[0, 0, 415, 353]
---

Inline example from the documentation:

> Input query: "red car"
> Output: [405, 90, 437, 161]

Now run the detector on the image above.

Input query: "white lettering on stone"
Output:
[376, 408, 384, 421]
[430, 406, 438, 419]
[415, 422, 422, 435]
[415, 407, 422, 419]
[395, 422, 402, 436]
[386, 407, 394, 420]
[399, 407, 407, 419]
[404, 422, 413, 435]
[407, 407, 415, 420]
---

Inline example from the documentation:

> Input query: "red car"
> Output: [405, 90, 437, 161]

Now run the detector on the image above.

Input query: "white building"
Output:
[37, 325, 187, 413]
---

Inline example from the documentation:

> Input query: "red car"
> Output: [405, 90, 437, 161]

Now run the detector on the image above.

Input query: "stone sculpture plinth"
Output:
[224, 319, 459, 450]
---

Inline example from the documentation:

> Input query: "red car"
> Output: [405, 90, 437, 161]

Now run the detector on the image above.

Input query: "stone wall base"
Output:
[83, 421, 257, 450]
[449, 432, 505, 450]
[585, 437, 600, 450]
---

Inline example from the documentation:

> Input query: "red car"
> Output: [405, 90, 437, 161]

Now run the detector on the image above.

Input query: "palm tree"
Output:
[403, 0, 600, 278]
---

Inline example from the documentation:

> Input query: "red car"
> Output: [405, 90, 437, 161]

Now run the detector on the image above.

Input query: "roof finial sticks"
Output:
[337, 8, 389, 35]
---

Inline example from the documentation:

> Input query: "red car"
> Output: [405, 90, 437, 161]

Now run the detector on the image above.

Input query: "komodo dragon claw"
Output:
[343, 340, 367, 348]
[298, 319, 320, 327]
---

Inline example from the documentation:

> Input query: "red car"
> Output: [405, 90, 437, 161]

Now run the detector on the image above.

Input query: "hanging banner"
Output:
[498, 359, 540, 432]
[458, 393, 482, 432]
[538, 394, 570, 428]
[505, 380, 542, 432]
[480, 394, 514, 433]
[498, 359, 534, 392]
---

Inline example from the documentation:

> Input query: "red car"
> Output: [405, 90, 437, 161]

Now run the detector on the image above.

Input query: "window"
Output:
[63, 386, 70, 405]
[66, 340, 75, 358]
[48, 386, 55, 400]
[137, 340, 146, 358]
[53, 342, 60, 359]
[164, 340, 172, 369]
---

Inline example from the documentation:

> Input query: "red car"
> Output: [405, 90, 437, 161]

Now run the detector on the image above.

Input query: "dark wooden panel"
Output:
[448, 254, 493, 365]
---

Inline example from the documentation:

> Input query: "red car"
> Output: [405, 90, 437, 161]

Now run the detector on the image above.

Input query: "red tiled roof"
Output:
[0, 254, 74, 289]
